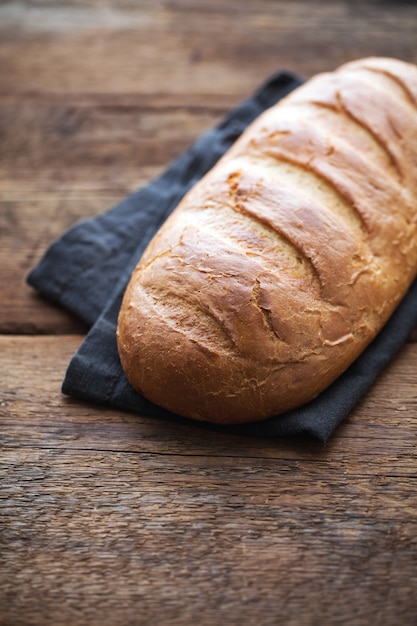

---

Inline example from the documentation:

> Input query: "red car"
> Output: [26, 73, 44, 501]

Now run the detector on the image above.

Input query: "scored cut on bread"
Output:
[117, 57, 417, 425]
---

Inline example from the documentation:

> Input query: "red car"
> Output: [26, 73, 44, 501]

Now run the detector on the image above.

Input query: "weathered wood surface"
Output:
[1, 336, 417, 625]
[1, 1, 417, 625]
[2, 0, 417, 335]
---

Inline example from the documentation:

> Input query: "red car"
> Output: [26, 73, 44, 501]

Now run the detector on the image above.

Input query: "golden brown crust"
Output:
[117, 57, 417, 424]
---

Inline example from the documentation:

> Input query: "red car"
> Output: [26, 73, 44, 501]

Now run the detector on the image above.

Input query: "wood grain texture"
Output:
[1, 447, 416, 626]
[1, 337, 417, 626]
[1, 1, 417, 624]
[1, 0, 417, 334]
[1, 335, 416, 458]
[1, 0, 416, 96]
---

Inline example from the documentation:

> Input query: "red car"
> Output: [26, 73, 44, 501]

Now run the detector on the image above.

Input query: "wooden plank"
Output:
[2, 0, 417, 335]
[1, 1, 416, 97]
[0, 101, 223, 334]
[0, 98, 225, 174]
[1, 335, 417, 624]
[1, 335, 417, 462]
[1, 445, 416, 626]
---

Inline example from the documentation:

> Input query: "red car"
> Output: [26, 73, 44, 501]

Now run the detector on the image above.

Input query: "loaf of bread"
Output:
[117, 57, 417, 425]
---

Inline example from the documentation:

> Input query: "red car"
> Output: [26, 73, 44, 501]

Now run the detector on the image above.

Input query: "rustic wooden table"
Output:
[1, 1, 417, 624]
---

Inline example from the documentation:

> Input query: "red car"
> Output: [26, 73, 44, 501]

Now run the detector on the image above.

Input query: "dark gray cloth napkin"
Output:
[28, 70, 417, 442]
